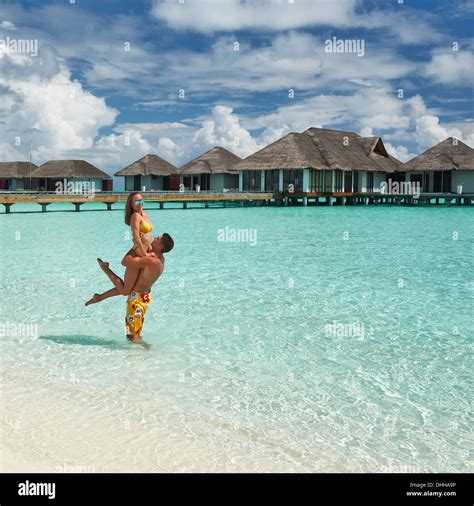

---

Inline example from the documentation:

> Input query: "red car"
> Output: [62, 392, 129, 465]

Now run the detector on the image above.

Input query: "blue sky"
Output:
[0, 0, 473, 175]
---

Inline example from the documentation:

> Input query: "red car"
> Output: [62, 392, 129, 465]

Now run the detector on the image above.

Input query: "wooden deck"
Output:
[1, 190, 473, 213]
[0, 191, 274, 213]
[277, 191, 474, 206]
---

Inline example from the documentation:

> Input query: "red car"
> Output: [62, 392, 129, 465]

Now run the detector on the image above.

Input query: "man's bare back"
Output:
[131, 254, 165, 293]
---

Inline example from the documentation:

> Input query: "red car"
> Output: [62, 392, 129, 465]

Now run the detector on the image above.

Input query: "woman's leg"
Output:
[85, 287, 121, 306]
[97, 258, 140, 295]
[121, 256, 142, 294]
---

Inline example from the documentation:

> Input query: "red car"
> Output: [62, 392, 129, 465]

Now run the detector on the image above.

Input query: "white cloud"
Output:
[0, 45, 118, 164]
[245, 90, 428, 139]
[360, 127, 373, 137]
[193, 105, 258, 157]
[151, 0, 441, 46]
[87, 124, 188, 169]
[151, 0, 356, 32]
[157, 137, 184, 164]
[159, 32, 415, 94]
[384, 143, 416, 163]
[414, 115, 474, 148]
[425, 48, 474, 85]
[122, 122, 187, 131]
[0, 21, 16, 30]
[96, 127, 152, 154]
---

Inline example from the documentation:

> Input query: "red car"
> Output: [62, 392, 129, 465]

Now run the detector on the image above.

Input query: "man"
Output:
[85, 234, 174, 347]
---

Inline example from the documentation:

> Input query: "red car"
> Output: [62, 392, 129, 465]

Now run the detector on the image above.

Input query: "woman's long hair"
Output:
[125, 191, 141, 226]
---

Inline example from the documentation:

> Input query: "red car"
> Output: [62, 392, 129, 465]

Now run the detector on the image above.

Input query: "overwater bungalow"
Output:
[401, 138, 474, 193]
[0, 161, 38, 190]
[115, 154, 179, 191]
[234, 127, 401, 194]
[31, 160, 113, 191]
[178, 147, 240, 191]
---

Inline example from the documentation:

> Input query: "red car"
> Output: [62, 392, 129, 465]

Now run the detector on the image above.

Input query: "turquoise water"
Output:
[1, 203, 473, 472]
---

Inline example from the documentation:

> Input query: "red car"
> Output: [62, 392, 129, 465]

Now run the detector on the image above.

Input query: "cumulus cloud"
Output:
[85, 123, 189, 169]
[0, 45, 118, 164]
[384, 143, 416, 163]
[414, 115, 474, 148]
[360, 127, 373, 137]
[193, 105, 258, 157]
[246, 90, 428, 139]
[424, 48, 474, 85]
[157, 137, 184, 164]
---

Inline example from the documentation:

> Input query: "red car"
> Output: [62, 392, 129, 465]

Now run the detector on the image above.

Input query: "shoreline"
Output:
[0, 367, 317, 473]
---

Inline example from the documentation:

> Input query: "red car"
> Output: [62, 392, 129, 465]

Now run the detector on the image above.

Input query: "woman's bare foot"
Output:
[85, 293, 100, 306]
[97, 258, 109, 273]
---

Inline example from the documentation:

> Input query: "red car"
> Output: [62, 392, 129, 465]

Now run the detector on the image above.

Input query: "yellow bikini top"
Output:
[140, 220, 153, 234]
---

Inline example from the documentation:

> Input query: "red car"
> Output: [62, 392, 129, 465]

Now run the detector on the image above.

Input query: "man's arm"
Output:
[123, 255, 160, 268]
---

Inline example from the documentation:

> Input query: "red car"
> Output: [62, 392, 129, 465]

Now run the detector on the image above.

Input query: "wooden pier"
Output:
[1, 190, 473, 214]
[0, 191, 273, 214]
[277, 191, 474, 207]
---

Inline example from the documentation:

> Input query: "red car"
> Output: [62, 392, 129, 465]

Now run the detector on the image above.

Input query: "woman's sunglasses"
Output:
[133, 199, 144, 206]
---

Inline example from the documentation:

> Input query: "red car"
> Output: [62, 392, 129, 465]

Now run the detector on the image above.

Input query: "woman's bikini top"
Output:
[140, 220, 153, 234]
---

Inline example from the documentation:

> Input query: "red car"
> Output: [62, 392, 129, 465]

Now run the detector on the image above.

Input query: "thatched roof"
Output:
[115, 154, 178, 177]
[403, 138, 474, 171]
[234, 132, 328, 171]
[306, 128, 400, 172]
[32, 160, 111, 179]
[234, 127, 401, 172]
[0, 161, 38, 178]
[179, 147, 241, 174]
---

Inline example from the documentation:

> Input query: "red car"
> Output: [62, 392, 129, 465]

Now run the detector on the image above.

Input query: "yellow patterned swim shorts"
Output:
[125, 291, 152, 336]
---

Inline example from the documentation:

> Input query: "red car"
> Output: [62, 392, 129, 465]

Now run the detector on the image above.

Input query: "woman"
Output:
[121, 191, 155, 279]
[85, 192, 155, 305]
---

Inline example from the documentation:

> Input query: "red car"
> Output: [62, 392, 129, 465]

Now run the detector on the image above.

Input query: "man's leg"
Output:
[125, 293, 152, 348]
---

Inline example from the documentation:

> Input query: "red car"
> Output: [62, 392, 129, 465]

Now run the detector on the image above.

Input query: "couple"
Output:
[85, 192, 174, 347]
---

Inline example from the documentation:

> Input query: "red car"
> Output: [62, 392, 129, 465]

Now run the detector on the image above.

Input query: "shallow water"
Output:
[1, 203, 473, 471]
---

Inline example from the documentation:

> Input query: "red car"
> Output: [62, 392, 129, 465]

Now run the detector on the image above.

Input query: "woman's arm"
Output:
[130, 213, 148, 257]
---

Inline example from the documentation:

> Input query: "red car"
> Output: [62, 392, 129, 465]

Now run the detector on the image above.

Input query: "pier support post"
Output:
[328, 197, 333, 206]
[284, 197, 289, 207]
[223, 201, 227, 208]
[40, 203, 50, 213]
[183, 202, 187, 209]
[240, 201, 244, 207]
[106, 202, 113, 211]
[341, 197, 346, 206]
[73, 202, 82, 212]
[303, 197, 308, 207]
[205, 202, 209, 208]
[160, 202, 164, 210]
[3, 203, 12, 214]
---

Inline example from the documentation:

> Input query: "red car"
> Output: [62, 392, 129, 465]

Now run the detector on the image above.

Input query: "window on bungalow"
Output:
[367, 172, 374, 192]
